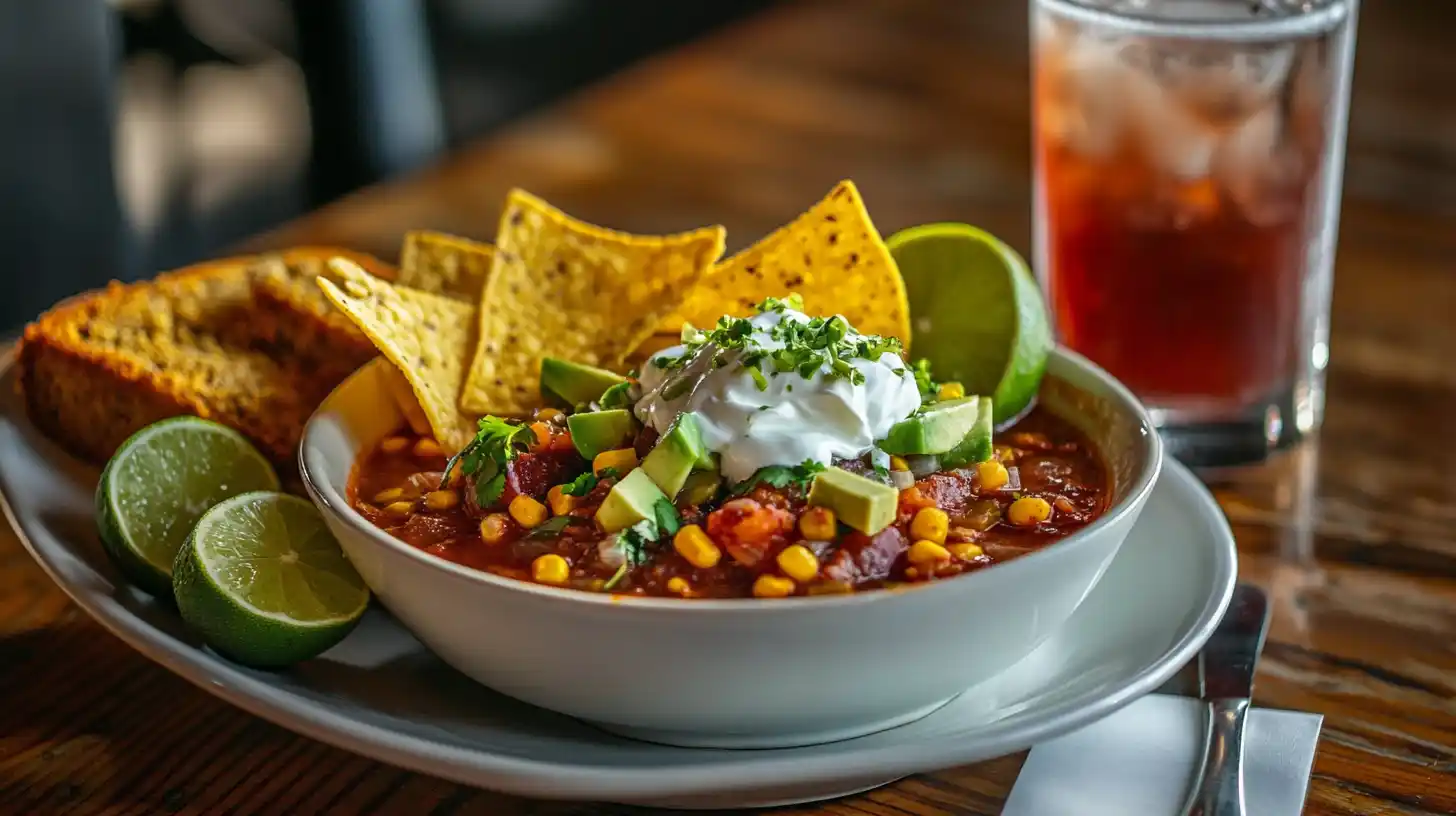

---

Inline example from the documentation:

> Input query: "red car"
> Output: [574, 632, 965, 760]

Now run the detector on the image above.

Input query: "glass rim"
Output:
[1035, 0, 1352, 41]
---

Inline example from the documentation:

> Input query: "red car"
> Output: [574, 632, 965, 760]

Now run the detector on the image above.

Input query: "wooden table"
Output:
[6, 0, 1456, 813]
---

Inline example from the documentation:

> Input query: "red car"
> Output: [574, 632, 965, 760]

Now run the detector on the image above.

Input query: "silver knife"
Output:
[1181, 584, 1271, 816]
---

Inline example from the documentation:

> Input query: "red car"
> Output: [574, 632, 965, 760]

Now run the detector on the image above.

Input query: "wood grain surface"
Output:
[7, 0, 1456, 813]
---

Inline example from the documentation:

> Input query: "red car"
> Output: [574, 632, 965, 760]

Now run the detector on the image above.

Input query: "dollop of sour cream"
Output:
[634, 308, 921, 483]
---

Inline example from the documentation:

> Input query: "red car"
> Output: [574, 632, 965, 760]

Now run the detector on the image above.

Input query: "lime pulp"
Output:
[887, 223, 1053, 425]
[96, 417, 280, 599]
[172, 491, 369, 668]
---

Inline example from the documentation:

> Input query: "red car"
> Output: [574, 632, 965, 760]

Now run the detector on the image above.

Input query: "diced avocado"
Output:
[806, 467, 899, 535]
[596, 468, 668, 534]
[598, 381, 635, 410]
[679, 469, 723, 507]
[878, 396, 984, 456]
[640, 413, 708, 499]
[939, 396, 995, 469]
[567, 409, 638, 461]
[540, 358, 627, 408]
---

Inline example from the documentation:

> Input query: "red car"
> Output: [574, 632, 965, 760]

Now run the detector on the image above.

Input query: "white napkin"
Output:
[1003, 694, 1322, 816]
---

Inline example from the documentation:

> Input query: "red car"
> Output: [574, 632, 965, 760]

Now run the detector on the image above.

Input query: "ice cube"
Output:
[1214, 106, 1308, 227]
[1042, 32, 1139, 159]
[1120, 43, 1219, 179]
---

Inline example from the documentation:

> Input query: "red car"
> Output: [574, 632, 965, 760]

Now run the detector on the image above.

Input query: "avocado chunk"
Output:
[806, 467, 899, 535]
[939, 397, 995, 469]
[596, 468, 668, 534]
[567, 409, 638, 461]
[641, 413, 708, 499]
[878, 396, 985, 456]
[679, 468, 723, 507]
[540, 358, 627, 408]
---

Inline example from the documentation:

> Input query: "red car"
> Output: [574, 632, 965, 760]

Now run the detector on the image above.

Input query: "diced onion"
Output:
[890, 469, 915, 490]
[1005, 466, 1022, 492]
[407, 471, 445, 491]
[906, 454, 940, 479]
[598, 540, 626, 567]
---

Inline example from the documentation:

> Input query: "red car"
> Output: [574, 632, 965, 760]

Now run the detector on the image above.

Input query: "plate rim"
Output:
[0, 361, 1236, 802]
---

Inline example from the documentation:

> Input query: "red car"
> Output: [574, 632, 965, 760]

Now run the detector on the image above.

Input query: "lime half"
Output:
[97, 417, 280, 598]
[888, 223, 1052, 425]
[173, 492, 368, 668]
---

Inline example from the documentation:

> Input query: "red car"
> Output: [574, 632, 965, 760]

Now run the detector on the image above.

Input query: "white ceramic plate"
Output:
[0, 359, 1236, 809]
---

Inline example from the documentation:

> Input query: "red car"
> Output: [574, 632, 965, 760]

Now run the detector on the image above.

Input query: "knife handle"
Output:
[1184, 697, 1249, 816]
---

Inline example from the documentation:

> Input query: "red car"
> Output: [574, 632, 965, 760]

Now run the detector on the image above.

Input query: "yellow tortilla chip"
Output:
[460, 189, 726, 416]
[317, 259, 478, 452]
[660, 180, 911, 346]
[381, 364, 433, 436]
[398, 230, 495, 303]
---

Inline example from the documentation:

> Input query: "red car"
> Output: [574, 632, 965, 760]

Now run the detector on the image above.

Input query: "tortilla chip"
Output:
[658, 180, 911, 346]
[381, 364, 433, 436]
[460, 189, 726, 416]
[398, 231, 494, 303]
[317, 259, 478, 452]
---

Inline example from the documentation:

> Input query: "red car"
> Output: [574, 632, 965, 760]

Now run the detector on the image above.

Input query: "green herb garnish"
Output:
[441, 416, 534, 507]
[601, 519, 661, 590]
[652, 498, 681, 538]
[730, 460, 826, 495]
[525, 515, 589, 539]
[910, 358, 938, 400]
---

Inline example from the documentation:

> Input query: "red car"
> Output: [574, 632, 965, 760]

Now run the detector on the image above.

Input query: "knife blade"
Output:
[1182, 584, 1272, 816]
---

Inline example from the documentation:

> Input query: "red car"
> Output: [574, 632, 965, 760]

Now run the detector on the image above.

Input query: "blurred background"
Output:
[0, 0, 772, 331]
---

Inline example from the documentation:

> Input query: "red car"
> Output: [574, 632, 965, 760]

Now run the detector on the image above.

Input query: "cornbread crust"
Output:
[19, 248, 394, 469]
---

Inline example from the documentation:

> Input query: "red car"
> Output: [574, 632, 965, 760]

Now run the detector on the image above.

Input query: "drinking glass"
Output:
[1031, 0, 1359, 468]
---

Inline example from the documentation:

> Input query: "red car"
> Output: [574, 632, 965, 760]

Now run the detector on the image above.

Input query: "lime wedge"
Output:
[173, 492, 368, 668]
[887, 223, 1052, 425]
[96, 417, 280, 598]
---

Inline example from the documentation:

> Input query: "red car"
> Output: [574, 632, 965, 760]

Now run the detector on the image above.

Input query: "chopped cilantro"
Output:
[730, 460, 826, 495]
[560, 470, 600, 497]
[525, 515, 589, 539]
[602, 519, 661, 590]
[442, 416, 534, 507]
[910, 358, 938, 399]
[652, 498, 681, 538]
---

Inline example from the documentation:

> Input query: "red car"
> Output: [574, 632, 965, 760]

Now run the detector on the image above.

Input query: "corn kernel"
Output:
[531, 554, 570, 585]
[509, 495, 549, 528]
[937, 381, 965, 400]
[889, 456, 910, 472]
[535, 407, 565, 423]
[480, 513, 511, 544]
[752, 574, 796, 598]
[776, 544, 820, 583]
[1008, 496, 1053, 526]
[529, 422, 552, 448]
[949, 542, 984, 561]
[910, 507, 950, 544]
[673, 524, 722, 569]
[593, 448, 638, 475]
[379, 436, 410, 454]
[976, 460, 1010, 491]
[424, 490, 459, 511]
[908, 539, 952, 566]
[547, 484, 578, 516]
[667, 576, 692, 596]
[373, 487, 404, 505]
[413, 438, 443, 458]
[382, 501, 415, 517]
[798, 506, 837, 541]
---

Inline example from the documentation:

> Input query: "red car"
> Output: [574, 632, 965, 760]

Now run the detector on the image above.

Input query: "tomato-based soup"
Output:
[349, 407, 1110, 599]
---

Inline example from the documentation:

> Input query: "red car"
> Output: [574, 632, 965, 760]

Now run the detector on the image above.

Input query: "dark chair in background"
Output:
[0, 0, 773, 331]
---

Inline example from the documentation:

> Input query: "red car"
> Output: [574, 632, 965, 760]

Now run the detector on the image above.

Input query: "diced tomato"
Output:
[822, 526, 909, 584]
[706, 498, 794, 567]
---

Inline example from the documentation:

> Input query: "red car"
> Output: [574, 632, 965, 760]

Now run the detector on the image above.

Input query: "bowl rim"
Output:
[299, 346, 1163, 613]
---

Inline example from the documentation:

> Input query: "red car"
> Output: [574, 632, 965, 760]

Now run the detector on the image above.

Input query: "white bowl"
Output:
[300, 348, 1161, 749]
